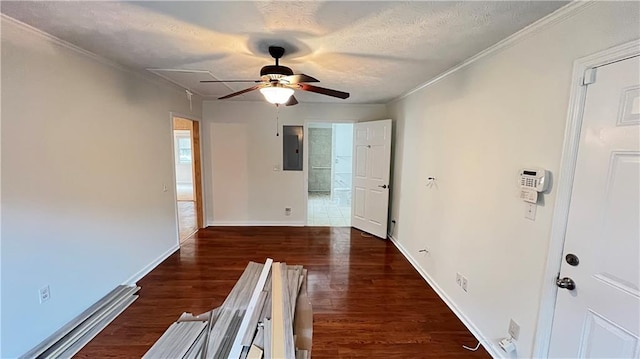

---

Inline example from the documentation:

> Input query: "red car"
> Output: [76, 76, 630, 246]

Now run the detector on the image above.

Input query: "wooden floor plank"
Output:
[75, 226, 490, 358]
[270, 263, 285, 359]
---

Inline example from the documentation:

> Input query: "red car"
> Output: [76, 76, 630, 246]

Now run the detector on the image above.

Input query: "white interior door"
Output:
[351, 119, 392, 238]
[549, 56, 640, 358]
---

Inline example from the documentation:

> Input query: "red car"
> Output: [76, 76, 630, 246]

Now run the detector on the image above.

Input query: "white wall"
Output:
[333, 124, 353, 158]
[0, 18, 202, 357]
[202, 101, 386, 225]
[332, 123, 353, 191]
[387, 2, 639, 357]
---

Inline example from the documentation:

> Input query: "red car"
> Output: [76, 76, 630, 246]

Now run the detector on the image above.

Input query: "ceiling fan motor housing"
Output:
[260, 65, 294, 78]
[261, 46, 293, 80]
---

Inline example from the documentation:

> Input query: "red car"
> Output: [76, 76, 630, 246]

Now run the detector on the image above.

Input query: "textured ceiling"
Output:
[1, 1, 568, 104]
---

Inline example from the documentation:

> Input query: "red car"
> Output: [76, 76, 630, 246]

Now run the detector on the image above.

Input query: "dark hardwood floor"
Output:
[76, 226, 490, 358]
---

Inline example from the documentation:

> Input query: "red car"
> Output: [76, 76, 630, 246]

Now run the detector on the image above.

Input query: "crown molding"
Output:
[392, 1, 596, 103]
[0, 14, 199, 99]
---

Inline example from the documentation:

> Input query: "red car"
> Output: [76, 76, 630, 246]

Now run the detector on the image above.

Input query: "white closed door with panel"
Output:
[351, 119, 392, 238]
[549, 55, 640, 358]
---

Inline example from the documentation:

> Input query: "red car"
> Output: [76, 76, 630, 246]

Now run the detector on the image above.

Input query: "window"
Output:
[177, 136, 192, 164]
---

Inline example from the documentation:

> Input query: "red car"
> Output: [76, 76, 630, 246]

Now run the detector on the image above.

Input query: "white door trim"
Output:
[533, 39, 640, 358]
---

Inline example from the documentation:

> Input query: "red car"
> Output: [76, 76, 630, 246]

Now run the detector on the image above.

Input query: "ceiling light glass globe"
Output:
[260, 87, 294, 104]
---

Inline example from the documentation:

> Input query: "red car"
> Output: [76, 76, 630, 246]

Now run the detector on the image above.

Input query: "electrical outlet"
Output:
[456, 273, 462, 287]
[462, 277, 468, 292]
[39, 285, 50, 303]
[508, 319, 520, 340]
[499, 337, 516, 353]
[284, 207, 292, 216]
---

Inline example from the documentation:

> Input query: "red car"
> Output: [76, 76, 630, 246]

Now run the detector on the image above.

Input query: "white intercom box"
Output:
[518, 168, 549, 192]
[518, 168, 549, 204]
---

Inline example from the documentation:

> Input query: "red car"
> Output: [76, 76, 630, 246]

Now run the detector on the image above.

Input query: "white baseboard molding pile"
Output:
[143, 259, 313, 359]
[20, 285, 140, 359]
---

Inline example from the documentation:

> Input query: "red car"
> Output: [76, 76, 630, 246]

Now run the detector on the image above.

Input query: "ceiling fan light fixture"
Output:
[260, 86, 295, 104]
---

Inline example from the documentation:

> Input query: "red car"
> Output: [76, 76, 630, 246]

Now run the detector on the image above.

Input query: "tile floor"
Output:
[307, 192, 351, 227]
[177, 201, 197, 242]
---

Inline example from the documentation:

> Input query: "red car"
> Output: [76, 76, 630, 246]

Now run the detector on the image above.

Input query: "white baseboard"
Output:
[122, 244, 179, 285]
[388, 235, 505, 359]
[206, 221, 306, 227]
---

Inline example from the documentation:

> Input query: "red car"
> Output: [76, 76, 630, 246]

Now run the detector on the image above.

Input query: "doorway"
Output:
[172, 116, 203, 242]
[306, 123, 354, 226]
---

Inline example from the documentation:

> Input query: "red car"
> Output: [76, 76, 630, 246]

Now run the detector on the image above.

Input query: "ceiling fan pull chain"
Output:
[275, 104, 280, 137]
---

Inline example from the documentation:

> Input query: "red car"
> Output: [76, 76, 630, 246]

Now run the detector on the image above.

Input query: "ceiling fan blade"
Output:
[285, 95, 299, 106]
[299, 84, 350, 99]
[201, 80, 261, 83]
[281, 74, 319, 84]
[218, 84, 263, 99]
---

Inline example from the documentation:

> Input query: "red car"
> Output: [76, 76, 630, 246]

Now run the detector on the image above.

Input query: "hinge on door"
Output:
[582, 67, 597, 86]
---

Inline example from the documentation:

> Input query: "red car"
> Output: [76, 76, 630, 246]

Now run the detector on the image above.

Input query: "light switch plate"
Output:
[525, 203, 537, 220]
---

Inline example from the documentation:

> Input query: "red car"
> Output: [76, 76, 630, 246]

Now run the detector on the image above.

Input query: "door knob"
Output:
[556, 277, 576, 290]
[565, 253, 579, 266]
[378, 184, 388, 189]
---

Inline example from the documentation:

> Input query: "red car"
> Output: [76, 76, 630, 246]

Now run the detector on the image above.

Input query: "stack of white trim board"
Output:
[19, 285, 140, 359]
[143, 259, 313, 359]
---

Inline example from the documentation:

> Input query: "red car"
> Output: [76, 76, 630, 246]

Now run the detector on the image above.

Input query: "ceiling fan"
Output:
[200, 46, 350, 106]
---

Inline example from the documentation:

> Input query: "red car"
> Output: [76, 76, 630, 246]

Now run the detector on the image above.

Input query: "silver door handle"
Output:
[556, 277, 576, 290]
[378, 184, 388, 189]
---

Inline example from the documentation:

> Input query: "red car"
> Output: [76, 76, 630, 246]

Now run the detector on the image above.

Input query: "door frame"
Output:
[169, 112, 205, 244]
[532, 39, 640, 357]
[303, 119, 357, 226]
